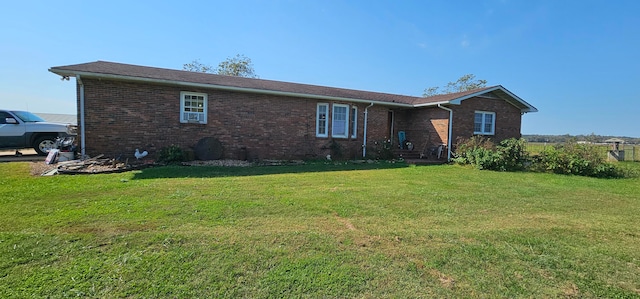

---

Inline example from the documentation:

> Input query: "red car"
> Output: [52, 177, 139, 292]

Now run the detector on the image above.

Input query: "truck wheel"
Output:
[33, 136, 56, 156]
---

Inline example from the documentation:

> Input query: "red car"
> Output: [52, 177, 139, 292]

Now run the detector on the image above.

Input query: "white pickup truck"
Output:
[0, 110, 77, 155]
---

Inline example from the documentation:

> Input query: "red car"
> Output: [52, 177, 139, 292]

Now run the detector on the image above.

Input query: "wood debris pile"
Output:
[42, 155, 150, 175]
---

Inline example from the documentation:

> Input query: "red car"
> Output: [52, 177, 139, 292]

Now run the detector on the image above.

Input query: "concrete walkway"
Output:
[0, 149, 45, 162]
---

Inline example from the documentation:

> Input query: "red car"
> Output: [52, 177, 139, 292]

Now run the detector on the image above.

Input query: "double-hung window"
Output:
[180, 92, 207, 124]
[331, 104, 349, 138]
[316, 103, 356, 138]
[316, 103, 329, 137]
[474, 111, 495, 135]
[350, 106, 357, 138]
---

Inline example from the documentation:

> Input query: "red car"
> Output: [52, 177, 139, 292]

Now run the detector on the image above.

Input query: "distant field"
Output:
[1, 162, 640, 297]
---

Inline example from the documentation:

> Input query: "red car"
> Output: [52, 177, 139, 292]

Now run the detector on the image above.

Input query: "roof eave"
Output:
[49, 68, 413, 108]
[490, 85, 538, 113]
[412, 101, 453, 108]
[49, 67, 538, 112]
[417, 86, 538, 113]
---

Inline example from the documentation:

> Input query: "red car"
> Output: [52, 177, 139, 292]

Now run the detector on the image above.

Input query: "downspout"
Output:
[77, 75, 86, 159]
[437, 104, 453, 162]
[362, 102, 374, 157]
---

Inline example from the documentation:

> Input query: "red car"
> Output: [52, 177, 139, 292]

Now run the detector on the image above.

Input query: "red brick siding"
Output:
[394, 108, 449, 150]
[362, 106, 391, 141]
[392, 97, 522, 152]
[450, 96, 522, 146]
[76, 79, 523, 160]
[78, 78, 374, 160]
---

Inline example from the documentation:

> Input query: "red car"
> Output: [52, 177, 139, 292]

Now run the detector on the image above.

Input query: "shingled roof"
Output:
[49, 61, 537, 112]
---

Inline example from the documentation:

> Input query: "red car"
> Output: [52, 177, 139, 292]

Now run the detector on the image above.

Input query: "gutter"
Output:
[437, 104, 453, 161]
[413, 100, 454, 108]
[362, 103, 374, 157]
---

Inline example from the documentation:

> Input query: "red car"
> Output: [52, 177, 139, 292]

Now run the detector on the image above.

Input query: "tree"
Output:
[216, 54, 258, 78]
[423, 74, 487, 97]
[183, 54, 258, 78]
[183, 59, 214, 73]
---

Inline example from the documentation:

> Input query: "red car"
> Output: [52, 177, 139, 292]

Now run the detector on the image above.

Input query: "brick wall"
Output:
[393, 97, 523, 154]
[394, 108, 449, 150]
[77, 79, 523, 160]
[450, 96, 522, 146]
[78, 78, 381, 160]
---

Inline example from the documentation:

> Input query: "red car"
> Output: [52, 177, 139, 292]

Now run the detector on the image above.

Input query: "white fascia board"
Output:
[415, 86, 538, 113]
[493, 85, 539, 113]
[413, 100, 457, 108]
[411, 87, 507, 108]
[48, 69, 413, 108]
[448, 86, 502, 105]
[467, 86, 538, 113]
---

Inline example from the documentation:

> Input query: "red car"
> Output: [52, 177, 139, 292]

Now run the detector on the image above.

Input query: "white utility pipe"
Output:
[362, 103, 374, 157]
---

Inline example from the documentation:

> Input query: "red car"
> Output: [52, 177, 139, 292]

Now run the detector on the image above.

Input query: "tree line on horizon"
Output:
[522, 134, 640, 144]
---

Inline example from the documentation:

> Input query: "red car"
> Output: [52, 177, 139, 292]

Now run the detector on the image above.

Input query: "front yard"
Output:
[1, 162, 639, 297]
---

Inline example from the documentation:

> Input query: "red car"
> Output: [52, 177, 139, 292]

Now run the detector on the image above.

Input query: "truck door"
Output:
[0, 111, 27, 148]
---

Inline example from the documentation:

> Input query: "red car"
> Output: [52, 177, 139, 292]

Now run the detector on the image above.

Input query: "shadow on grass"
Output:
[131, 161, 413, 180]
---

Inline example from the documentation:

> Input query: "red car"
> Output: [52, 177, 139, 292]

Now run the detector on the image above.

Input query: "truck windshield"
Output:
[12, 111, 46, 123]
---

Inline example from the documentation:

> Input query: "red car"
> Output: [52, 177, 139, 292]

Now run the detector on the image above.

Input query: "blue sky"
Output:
[1, 0, 639, 137]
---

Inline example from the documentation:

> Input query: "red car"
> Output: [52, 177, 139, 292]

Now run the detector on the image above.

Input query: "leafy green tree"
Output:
[183, 59, 214, 73]
[216, 54, 258, 78]
[183, 54, 258, 78]
[423, 74, 487, 97]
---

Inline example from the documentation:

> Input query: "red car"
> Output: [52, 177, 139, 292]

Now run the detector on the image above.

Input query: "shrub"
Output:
[453, 137, 529, 171]
[496, 138, 530, 171]
[328, 139, 344, 160]
[157, 145, 187, 164]
[532, 142, 624, 178]
[368, 138, 394, 160]
[455, 138, 628, 178]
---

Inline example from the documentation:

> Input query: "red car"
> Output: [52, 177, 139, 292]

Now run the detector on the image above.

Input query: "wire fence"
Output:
[526, 142, 639, 162]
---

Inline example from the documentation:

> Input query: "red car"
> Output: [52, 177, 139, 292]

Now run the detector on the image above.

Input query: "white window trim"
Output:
[350, 106, 357, 138]
[316, 103, 329, 137]
[180, 91, 208, 124]
[474, 110, 496, 135]
[331, 104, 350, 138]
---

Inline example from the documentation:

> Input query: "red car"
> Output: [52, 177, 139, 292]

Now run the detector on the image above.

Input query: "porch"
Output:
[393, 147, 448, 165]
[392, 128, 448, 164]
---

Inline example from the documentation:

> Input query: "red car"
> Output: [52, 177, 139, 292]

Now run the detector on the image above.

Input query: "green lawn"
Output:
[1, 162, 639, 298]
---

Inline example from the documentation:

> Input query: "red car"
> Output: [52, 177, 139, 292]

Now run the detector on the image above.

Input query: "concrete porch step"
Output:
[394, 149, 423, 160]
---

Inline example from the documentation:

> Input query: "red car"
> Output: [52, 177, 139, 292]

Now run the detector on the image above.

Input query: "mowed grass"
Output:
[1, 162, 639, 298]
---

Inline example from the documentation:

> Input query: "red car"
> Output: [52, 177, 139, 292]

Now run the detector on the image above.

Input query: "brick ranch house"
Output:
[49, 61, 537, 161]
